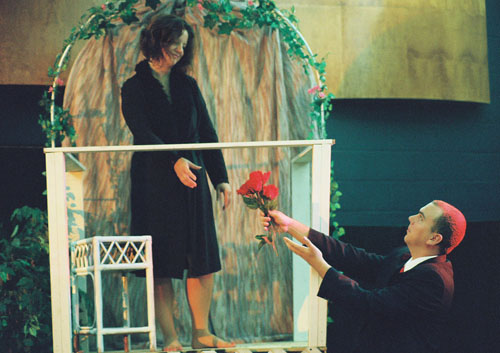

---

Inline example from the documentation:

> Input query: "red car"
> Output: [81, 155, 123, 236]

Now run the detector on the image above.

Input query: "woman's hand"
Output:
[174, 158, 202, 188]
[216, 183, 231, 210]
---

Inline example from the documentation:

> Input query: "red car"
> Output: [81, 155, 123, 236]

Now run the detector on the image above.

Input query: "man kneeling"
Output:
[262, 201, 466, 353]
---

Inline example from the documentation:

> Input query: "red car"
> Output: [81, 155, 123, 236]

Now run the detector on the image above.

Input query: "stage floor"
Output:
[97, 341, 326, 353]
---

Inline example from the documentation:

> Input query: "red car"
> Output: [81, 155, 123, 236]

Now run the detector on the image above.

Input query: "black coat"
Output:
[121, 60, 228, 278]
[308, 229, 454, 353]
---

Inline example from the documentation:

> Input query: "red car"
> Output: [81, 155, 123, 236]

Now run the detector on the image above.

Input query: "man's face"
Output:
[404, 202, 443, 249]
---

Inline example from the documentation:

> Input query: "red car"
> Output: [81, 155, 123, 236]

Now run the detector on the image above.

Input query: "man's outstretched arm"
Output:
[261, 210, 331, 277]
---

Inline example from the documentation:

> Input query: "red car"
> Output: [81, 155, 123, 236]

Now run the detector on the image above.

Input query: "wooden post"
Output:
[45, 151, 72, 353]
[309, 142, 331, 347]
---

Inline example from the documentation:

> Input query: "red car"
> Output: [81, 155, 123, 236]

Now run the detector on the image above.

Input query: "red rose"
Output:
[238, 170, 280, 255]
[249, 171, 270, 183]
[236, 182, 250, 195]
[262, 184, 279, 200]
[246, 177, 263, 193]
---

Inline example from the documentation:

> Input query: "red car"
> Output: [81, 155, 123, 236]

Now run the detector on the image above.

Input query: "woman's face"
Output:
[161, 29, 189, 69]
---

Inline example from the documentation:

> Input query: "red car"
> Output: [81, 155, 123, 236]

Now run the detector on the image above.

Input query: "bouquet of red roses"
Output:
[237, 171, 280, 254]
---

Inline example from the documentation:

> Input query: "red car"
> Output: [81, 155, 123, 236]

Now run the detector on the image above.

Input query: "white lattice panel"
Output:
[70, 235, 156, 352]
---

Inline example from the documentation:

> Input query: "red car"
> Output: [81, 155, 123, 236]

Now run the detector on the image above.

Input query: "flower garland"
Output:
[39, 0, 162, 146]
[39, 0, 333, 146]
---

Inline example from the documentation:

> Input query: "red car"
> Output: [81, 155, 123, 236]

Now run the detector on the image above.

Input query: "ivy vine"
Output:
[187, 0, 334, 138]
[38, 0, 162, 146]
[38, 0, 335, 146]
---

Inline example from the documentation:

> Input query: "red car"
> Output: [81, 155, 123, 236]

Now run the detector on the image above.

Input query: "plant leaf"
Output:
[145, 0, 161, 10]
[242, 196, 259, 209]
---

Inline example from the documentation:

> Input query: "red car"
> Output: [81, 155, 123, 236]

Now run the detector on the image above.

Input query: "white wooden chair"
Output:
[70, 236, 156, 352]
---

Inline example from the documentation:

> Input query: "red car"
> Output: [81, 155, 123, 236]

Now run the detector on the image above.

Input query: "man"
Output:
[262, 200, 466, 353]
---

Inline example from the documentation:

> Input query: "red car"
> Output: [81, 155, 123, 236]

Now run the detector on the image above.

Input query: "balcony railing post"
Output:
[45, 151, 72, 353]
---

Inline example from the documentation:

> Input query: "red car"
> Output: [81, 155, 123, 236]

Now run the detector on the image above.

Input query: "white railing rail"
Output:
[44, 139, 333, 153]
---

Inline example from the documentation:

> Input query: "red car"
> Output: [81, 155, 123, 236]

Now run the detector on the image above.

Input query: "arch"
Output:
[45, 0, 330, 348]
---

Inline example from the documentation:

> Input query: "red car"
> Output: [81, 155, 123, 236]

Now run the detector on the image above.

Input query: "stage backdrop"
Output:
[1, 0, 489, 102]
[276, 0, 490, 102]
[62, 1, 319, 347]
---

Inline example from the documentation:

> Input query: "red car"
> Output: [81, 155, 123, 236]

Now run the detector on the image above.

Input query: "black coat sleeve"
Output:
[121, 78, 180, 162]
[317, 264, 448, 320]
[189, 77, 229, 187]
[308, 228, 384, 283]
[308, 230, 450, 320]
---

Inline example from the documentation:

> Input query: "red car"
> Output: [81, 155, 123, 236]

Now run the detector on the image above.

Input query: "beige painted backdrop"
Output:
[0, 0, 489, 102]
[275, 0, 490, 102]
[0, 0, 101, 85]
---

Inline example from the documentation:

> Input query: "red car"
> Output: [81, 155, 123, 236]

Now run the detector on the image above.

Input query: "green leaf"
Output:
[255, 235, 269, 252]
[220, 0, 232, 13]
[242, 196, 259, 209]
[17, 259, 32, 268]
[145, 0, 161, 10]
[17, 277, 32, 288]
[203, 13, 218, 29]
[11, 238, 21, 248]
[257, 239, 266, 252]
[0, 272, 8, 282]
[218, 22, 234, 35]
[120, 10, 139, 25]
[11, 224, 19, 238]
[29, 326, 38, 337]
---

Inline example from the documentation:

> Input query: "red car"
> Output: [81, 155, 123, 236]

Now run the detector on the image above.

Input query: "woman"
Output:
[121, 14, 234, 351]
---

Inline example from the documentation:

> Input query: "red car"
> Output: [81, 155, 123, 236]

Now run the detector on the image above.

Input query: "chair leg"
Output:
[122, 274, 131, 352]
[73, 333, 80, 352]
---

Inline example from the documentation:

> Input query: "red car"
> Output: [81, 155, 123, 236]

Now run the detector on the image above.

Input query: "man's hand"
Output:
[283, 236, 331, 278]
[261, 209, 311, 242]
[174, 158, 202, 188]
[261, 209, 293, 233]
[216, 182, 231, 210]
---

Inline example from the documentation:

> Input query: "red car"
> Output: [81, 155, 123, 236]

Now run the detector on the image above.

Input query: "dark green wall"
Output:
[327, 0, 500, 227]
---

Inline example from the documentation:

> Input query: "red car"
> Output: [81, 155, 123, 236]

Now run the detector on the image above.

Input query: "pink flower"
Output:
[319, 92, 326, 99]
[55, 77, 64, 86]
[101, 4, 106, 10]
[48, 86, 54, 93]
[248, 0, 254, 6]
[197, 3, 203, 11]
[308, 85, 320, 94]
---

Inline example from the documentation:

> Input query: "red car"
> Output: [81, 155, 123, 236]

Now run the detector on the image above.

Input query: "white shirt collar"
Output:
[403, 255, 438, 272]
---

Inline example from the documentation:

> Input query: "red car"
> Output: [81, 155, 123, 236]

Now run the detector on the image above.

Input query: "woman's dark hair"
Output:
[140, 14, 194, 73]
